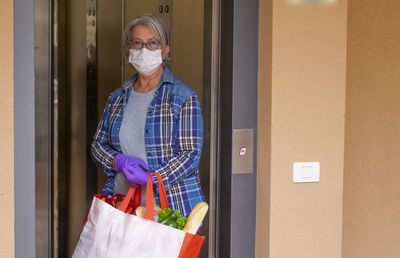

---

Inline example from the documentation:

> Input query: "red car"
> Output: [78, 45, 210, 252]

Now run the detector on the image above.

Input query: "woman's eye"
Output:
[132, 41, 142, 47]
[149, 40, 159, 48]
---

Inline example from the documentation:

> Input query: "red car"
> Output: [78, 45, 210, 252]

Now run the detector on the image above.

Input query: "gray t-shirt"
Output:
[114, 87, 156, 205]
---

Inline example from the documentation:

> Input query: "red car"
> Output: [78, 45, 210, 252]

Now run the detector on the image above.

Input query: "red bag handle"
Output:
[151, 172, 169, 209]
[145, 172, 169, 220]
[117, 186, 141, 212]
[133, 186, 141, 207]
[118, 172, 169, 221]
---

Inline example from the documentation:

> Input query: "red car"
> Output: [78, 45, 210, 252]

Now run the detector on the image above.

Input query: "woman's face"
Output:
[129, 25, 170, 60]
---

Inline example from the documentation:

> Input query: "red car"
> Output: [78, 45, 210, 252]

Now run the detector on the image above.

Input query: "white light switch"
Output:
[293, 162, 320, 183]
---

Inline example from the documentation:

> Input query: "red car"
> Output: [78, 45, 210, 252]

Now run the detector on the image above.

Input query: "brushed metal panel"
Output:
[15, 0, 36, 257]
[231, 0, 258, 257]
[232, 129, 254, 174]
[52, 2, 69, 256]
[66, 0, 90, 254]
[86, 0, 98, 205]
[202, 1, 220, 257]
[34, 0, 52, 256]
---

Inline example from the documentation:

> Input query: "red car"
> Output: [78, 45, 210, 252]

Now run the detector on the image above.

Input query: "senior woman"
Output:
[90, 13, 205, 217]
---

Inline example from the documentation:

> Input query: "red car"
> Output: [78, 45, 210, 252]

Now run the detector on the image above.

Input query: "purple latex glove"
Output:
[114, 154, 150, 186]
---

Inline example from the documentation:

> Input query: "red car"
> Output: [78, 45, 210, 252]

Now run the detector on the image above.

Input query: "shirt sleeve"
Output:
[152, 94, 203, 190]
[90, 96, 120, 177]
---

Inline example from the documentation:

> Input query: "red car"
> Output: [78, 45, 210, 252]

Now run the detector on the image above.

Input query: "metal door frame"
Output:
[31, 0, 224, 256]
[34, 0, 54, 257]
[203, 0, 221, 256]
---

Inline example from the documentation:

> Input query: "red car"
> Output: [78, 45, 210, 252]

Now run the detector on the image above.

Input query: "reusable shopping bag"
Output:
[72, 172, 205, 258]
[83, 187, 142, 224]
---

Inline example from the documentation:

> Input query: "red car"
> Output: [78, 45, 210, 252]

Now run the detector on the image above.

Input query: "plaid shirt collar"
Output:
[122, 67, 174, 91]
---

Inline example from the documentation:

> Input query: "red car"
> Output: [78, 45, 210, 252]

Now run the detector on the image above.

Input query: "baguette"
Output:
[182, 202, 208, 234]
[134, 205, 162, 220]
[134, 206, 145, 218]
[154, 204, 162, 216]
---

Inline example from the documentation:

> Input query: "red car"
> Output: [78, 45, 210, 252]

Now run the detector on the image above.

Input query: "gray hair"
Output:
[121, 13, 171, 61]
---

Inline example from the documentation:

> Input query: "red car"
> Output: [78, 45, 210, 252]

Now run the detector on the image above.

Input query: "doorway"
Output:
[53, 0, 220, 257]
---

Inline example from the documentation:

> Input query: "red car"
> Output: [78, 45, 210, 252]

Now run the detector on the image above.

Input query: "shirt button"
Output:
[116, 128, 119, 130]
[145, 129, 149, 134]
[147, 152, 153, 156]
[148, 110, 153, 115]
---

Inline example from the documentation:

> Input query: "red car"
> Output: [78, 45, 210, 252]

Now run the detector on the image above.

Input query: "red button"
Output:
[239, 147, 247, 156]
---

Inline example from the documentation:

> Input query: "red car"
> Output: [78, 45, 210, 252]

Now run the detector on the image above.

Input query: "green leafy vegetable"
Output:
[158, 208, 172, 223]
[164, 220, 178, 228]
[173, 209, 180, 217]
[177, 216, 187, 230]
[158, 208, 187, 230]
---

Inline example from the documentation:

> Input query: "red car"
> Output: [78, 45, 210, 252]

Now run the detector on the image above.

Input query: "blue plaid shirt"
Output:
[90, 67, 206, 217]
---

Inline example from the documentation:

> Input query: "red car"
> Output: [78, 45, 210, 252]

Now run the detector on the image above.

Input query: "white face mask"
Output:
[128, 48, 163, 76]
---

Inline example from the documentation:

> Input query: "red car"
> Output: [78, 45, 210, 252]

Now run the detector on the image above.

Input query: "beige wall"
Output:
[257, 1, 348, 257]
[342, 1, 400, 257]
[0, 0, 14, 257]
[256, 0, 272, 256]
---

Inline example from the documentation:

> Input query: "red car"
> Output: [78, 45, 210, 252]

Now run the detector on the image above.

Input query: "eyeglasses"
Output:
[129, 39, 161, 51]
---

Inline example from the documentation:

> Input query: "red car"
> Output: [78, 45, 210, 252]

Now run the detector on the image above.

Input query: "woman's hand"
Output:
[114, 154, 150, 186]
